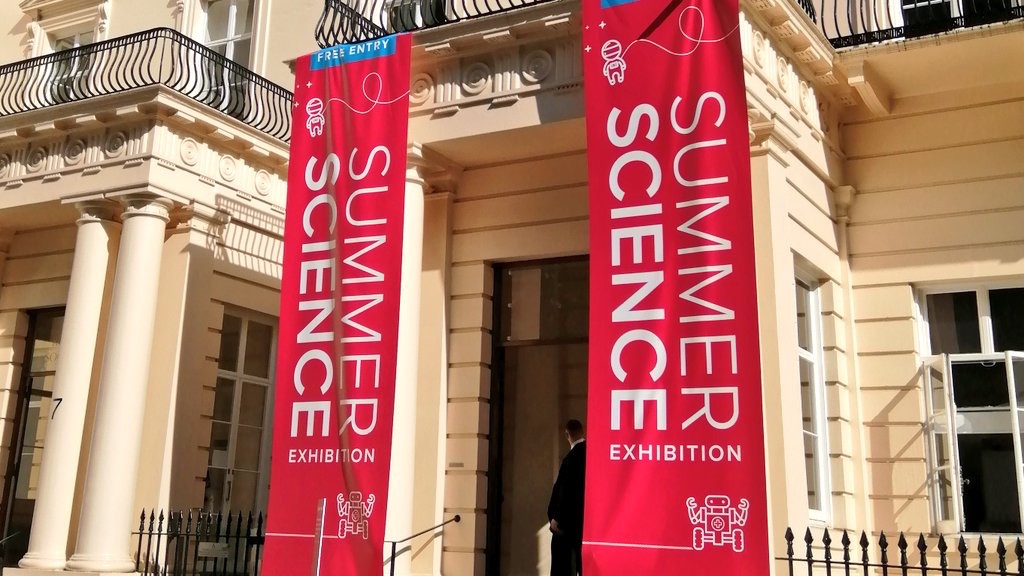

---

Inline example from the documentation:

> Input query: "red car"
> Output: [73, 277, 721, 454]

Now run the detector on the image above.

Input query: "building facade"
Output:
[0, 0, 1019, 575]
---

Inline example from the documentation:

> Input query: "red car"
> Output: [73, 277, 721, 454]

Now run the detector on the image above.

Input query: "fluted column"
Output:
[66, 195, 172, 573]
[18, 202, 120, 570]
[384, 147, 426, 575]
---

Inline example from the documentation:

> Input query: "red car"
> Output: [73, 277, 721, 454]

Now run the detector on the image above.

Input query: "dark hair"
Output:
[565, 419, 584, 436]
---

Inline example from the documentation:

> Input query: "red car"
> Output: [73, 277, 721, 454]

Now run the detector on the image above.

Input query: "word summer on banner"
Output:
[582, 0, 770, 574]
[263, 34, 411, 576]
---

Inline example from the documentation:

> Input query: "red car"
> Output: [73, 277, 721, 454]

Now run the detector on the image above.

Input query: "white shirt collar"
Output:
[570, 438, 585, 450]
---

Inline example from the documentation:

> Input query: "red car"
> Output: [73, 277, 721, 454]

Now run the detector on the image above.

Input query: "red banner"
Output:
[582, 1, 768, 574]
[263, 34, 411, 575]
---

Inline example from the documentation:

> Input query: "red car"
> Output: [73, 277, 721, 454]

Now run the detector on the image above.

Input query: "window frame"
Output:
[796, 275, 831, 523]
[919, 283, 1024, 533]
[205, 307, 277, 516]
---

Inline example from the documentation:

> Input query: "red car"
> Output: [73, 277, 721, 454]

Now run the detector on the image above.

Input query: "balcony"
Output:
[316, 0, 1020, 50]
[820, 0, 1024, 47]
[316, 0, 819, 45]
[0, 28, 293, 141]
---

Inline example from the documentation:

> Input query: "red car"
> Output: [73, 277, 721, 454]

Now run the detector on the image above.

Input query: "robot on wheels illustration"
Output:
[337, 492, 375, 539]
[687, 495, 749, 552]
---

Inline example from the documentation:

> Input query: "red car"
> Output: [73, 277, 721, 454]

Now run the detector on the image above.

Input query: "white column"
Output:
[18, 202, 119, 571]
[384, 149, 426, 575]
[66, 195, 172, 573]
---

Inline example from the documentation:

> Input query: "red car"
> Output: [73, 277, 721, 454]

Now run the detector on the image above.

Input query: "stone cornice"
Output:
[0, 86, 288, 236]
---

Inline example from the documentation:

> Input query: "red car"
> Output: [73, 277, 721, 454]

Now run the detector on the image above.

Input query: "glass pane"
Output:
[204, 467, 227, 512]
[230, 470, 258, 512]
[230, 38, 251, 68]
[958, 433, 1021, 532]
[212, 378, 235, 422]
[796, 281, 812, 352]
[237, 0, 255, 33]
[927, 292, 981, 354]
[502, 261, 589, 343]
[208, 422, 231, 467]
[990, 288, 1024, 352]
[804, 431, 821, 511]
[928, 364, 947, 416]
[951, 361, 1009, 409]
[933, 434, 954, 521]
[205, 0, 231, 42]
[234, 426, 262, 471]
[218, 315, 241, 371]
[243, 322, 273, 378]
[30, 314, 63, 373]
[238, 383, 266, 427]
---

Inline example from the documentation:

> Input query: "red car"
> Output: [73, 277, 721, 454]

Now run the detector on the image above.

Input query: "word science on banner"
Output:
[263, 34, 411, 576]
[582, 0, 769, 574]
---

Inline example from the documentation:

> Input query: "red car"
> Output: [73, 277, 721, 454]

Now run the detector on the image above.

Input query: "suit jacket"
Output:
[548, 440, 586, 540]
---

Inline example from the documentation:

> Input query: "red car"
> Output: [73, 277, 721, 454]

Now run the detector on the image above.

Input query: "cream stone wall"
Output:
[261, 0, 323, 88]
[845, 79, 1024, 533]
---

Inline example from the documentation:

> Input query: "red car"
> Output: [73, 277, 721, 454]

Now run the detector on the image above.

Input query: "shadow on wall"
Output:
[212, 194, 285, 281]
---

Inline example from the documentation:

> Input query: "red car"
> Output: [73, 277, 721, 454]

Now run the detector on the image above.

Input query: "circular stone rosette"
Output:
[180, 138, 200, 166]
[521, 50, 553, 84]
[219, 155, 238, 182]
[64, 139, 86, 166]
[104, 131, 127, 158]
[462, 62, 491, 96]
[410, 73, 434, 106]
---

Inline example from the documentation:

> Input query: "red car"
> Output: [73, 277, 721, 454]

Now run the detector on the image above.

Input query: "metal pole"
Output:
[390, 541, 397, 576]
[311, 498, 326, 576]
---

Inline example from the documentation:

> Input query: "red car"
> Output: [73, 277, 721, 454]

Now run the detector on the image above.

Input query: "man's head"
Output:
[565, 419, 584, 444]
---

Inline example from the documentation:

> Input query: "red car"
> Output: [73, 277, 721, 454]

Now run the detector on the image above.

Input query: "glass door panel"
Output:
[924, 355, 960, 528]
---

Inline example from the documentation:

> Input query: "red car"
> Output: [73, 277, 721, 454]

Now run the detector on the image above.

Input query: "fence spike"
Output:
[918, 534, 928, 572]
[899, 532, 909, 570]
[978, 536, 987, 574]
[959, 535, 969, 575]
[861, 531, 871, 570]
[997, 538, 1007, 576]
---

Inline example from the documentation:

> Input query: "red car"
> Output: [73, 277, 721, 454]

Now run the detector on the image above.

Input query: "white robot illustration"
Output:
[601, 40, 627, 86]
[305, 98, 325, 138]
[337, 491, 375, 539]
[687, 495, 749, 552]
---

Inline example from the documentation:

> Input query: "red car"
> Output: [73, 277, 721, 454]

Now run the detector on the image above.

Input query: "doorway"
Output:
[1, 308, 65, 566]
[486, 258, 588, 576]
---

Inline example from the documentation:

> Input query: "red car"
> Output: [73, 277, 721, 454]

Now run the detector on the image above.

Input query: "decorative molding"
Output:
[411, 34, 581, 113]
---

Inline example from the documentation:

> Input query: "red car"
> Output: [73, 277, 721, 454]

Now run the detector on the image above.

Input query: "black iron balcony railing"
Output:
[820, 0, 1023, 48]
[317, 0, 819, 46]
[0, 28, 292, 141]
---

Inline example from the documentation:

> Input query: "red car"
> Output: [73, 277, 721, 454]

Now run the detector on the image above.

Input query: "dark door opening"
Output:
[486, 258, 589, 576]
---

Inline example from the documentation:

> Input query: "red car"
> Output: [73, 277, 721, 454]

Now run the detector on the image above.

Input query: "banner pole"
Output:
[311, 498, 326, 576]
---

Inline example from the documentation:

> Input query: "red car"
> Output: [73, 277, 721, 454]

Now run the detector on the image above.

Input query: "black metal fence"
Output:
[0, 28, 292, 141]
[818, 0, 1023, 47]
[781, 527, 1024, 575]
[134, 510, 265, 576]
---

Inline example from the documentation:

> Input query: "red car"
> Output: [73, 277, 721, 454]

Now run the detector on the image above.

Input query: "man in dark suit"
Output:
[548, 419, 586, 576]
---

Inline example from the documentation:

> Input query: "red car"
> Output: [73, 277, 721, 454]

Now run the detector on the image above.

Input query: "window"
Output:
[47, 31, 95, 104]
[204, 310, 276, 516]
[796, 277, 830, 521]
[203, 0, 255, 67]
[923, 286, 1024, 533]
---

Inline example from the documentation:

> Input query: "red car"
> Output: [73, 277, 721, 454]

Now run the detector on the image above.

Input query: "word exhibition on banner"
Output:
[582, 0, 768, 574]
[263, 34, 411, 575]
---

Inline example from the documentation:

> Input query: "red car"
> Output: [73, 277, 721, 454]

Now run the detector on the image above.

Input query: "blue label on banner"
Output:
[310, 36, 398, 70]
[601, 0, 639, 7]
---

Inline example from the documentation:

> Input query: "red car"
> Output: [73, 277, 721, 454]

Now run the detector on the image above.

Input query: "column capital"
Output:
[75, 200, 120, 226]
[408, 142, 463, 196]
[119, 194, 174, 223]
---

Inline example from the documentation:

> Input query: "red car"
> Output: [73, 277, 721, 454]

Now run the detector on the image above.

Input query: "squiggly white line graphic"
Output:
[623, 6, 738, 58]
[326, 72, 410, 115]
